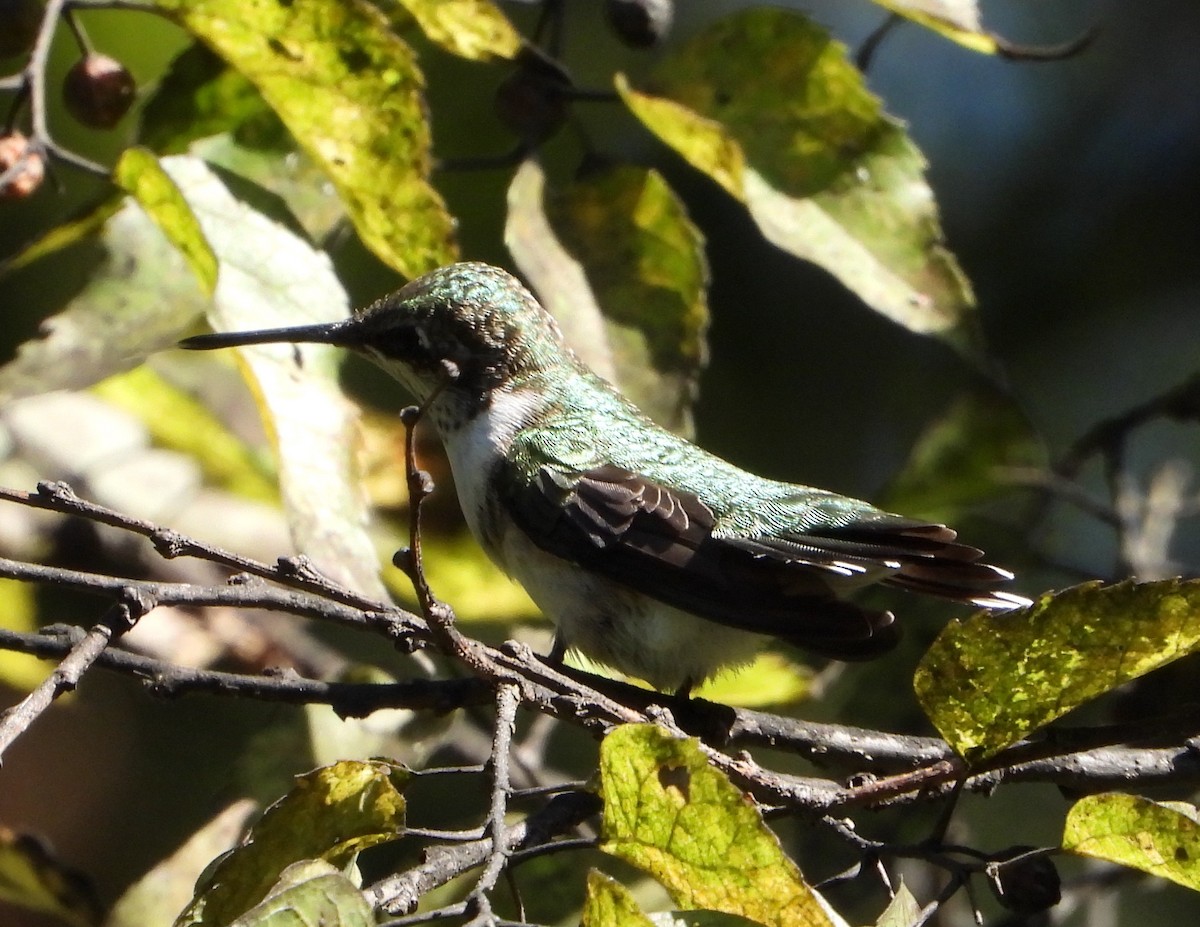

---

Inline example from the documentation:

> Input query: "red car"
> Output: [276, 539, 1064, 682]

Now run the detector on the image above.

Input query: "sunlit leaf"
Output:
[915, 579, 1200, 760]
[0, 824, 102, 927]
[0, 201, 208, 401]
[176, 761, 407, 927]
[108, 801, 258, 927]
[153, 0, 456, 278]
[581, 870, 656, 927]
[506, 158, 709, 435]
[392, 0, 521, 60]
[115, 146, 219, 296]
[694, 653, 811, 709]
[599, 724, 835, 927]
[869, 0, 998, 54]
[160, 154, 382, 596]
[873, 881, 922, 927]
[1063, 793, 1200, 891]
[0, 580, 49, 692]
[617, 9, 978, 355]
[229, 860, 374, 927]
[882, 388, 1044, 523]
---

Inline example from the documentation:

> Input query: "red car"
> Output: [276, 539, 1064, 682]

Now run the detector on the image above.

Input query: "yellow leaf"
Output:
[599, 724, 835, 927]
[1064, 793, 1200, 891]
[916, 579, 1200, 760]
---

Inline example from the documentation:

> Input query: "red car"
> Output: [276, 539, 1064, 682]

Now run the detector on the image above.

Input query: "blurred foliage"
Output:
[1, 0, 1199, 925]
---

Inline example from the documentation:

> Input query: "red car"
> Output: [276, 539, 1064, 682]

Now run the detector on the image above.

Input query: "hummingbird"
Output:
[180, 262, 1029, 695]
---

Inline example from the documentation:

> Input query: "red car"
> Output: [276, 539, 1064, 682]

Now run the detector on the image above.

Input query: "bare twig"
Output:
[366, 790, 602, 917]
[0, 483, 391, 612]
[0, 589, 151, 759]
[465, 684, 521, 927]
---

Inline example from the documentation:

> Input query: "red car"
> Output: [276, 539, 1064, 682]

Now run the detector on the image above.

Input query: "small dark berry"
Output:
[605, 0, 673, 48]
[63, 53, 137, 129]
[988, 849, 1062, 915]
[0, 0, 41, 58]
[494, 49, 572, 146]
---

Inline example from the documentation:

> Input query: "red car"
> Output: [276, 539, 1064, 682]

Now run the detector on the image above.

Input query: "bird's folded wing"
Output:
[503, 463, 902, 659]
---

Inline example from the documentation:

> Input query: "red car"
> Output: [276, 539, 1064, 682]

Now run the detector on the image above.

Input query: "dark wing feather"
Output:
[798, 522, 1023, 606]
[505, 464, 901, 660]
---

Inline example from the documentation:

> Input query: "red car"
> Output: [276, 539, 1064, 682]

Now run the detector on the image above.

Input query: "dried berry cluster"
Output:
[1, 0, 137, 199]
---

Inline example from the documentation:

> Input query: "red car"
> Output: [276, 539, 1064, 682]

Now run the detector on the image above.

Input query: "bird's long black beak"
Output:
[178, 317, 363, 351]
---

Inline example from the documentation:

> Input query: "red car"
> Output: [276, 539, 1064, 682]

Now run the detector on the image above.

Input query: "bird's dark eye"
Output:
[372, 322, 426, 360]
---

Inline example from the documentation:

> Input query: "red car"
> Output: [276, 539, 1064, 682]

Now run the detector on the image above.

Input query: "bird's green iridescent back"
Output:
[502, 360, 895, 541]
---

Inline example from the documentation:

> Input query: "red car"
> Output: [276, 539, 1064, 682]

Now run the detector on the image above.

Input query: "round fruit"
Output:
[987, 849, 1062, 915]
[605, 0, 673, 48]
[0, 132, 46, 199]
[0, 0, 41, 59]
[63, 53, 137, 129]
[494, 51, 571, 146]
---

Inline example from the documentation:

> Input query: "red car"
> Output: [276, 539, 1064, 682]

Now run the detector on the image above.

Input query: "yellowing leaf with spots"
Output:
[581, 871, 656, 927]
[1063, 793, 1200, 891]
[153, 0, 456, 277]
[616, 8, 978, 356]
[915, 579, 1200, 761]
[599, 724, 835, 927]
[176, 760, 407, 927]
[392, 0, 521, 60]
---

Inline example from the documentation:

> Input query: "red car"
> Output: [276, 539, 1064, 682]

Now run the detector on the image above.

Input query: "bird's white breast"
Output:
[438, 387, 544, 557]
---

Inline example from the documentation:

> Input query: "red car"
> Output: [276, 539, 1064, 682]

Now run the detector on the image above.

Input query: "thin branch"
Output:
[0, 553, 421, 640]
[856, 13, 902, 73]
[0, 625, 483, 714]
[0, 589, 151, 758]
[465, 684, 521, 927]
[0, 483, 392, 612]
[366, 790, 602, 917]
[1057, 373, 1200, 478]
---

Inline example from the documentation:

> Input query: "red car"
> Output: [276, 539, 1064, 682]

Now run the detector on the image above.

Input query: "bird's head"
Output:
[179, 262, 568, 406]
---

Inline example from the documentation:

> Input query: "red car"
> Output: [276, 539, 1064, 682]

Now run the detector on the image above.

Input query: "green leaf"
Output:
[0, 196, 123, 279]
[915, 579, 1200, 760]
[175, 761, 407, 927]
[873, 881, 922, 927]
[115, 147, 219, 296]
[159, 154, 383, 597]
[153, 0, 456, 278]
[881, 388, 1044, 523]
[108, 801, 258, 927]
[0, 823, 102, 927]
[617, 9, 978, 355]
[599, 724, 835, 927]
[1063, 794, 1200, 891]
[693, 653, 811, 709]
[0, 580, 50, 692]
[581, 870, 656, 927]
[614, 77, 745, 201]
[0, 200, 208, 401]
[869, 0, 999, 54]
[506, 158, 710, 436]
[228, 860, 374, 927]
[391, 0, 521, 60]
[139, 42, 286, 155]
